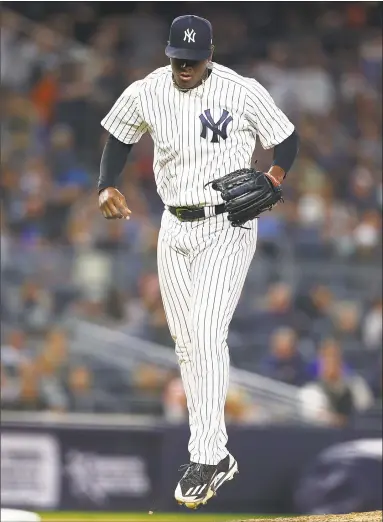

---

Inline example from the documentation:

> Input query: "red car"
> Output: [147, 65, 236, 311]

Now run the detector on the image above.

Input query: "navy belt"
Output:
[168, 204, 225, 222]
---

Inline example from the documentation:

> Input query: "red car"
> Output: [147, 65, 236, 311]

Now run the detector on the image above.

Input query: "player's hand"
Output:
[98, 187, 131, 220]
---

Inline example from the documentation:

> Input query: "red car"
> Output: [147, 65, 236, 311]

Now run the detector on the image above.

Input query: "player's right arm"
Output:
[98, 81, 147, 220]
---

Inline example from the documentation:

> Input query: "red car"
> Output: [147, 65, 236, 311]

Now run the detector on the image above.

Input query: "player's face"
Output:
[171, 58, 209, 89]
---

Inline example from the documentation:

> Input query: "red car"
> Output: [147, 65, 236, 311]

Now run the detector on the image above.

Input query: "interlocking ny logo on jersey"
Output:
[184, 29, 196, 43]
[199, 109, 233, 143]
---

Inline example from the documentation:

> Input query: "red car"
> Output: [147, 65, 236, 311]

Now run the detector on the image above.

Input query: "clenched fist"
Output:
[99, 187, 131, 220]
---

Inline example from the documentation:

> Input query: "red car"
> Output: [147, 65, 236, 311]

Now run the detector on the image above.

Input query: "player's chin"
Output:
[177, 73, 195, 87]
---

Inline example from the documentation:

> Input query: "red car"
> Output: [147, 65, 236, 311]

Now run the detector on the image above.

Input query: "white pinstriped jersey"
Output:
[101, 62, 294, 207]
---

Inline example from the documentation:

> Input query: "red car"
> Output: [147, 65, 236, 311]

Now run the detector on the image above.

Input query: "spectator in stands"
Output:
[124, 3, 167, 68]
[54, 61, 92, 155]
[2, 92, 42, 171]
[42, 328, 69, 377]
[307, 338, 349, 379]
[139, 223, 159, 272]
[17, 279, 53, 334]
[1, 329, 31, 374]
[130, 274, 161, 322]
[72, 4, 97, 44]
[66, 365, 93, 411]
[163, 369, 187, 423]
[362, 298, 382, 351]
[331, 301, 362, 352]
[225, 385, 259, 425]
[353, 210, 381, 260]
[142, 304, 174, 348]
[258, 327, 309, 386]
[103, 286, 126, 322]
[45, 124, 90, 241]
[300, 340, 374, 426]
[348, 161, 379, 214]
[134, 363, 167, 396]
[67, 365, 115, 413]
[124, 273, 174, 346]
[4, 362, 48, 412]
[252, 283, 300, 340]
[35, 351, 68, 412]
[1, 362, 20, 407]
[132, 363, 168, 415]
[295, 284, 334, 341]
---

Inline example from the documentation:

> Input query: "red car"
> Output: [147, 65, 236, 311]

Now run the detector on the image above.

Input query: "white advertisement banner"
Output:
[1, 432, 60, 509]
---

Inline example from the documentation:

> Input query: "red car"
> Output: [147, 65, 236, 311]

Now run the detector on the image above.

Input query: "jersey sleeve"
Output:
[245, 79, 295, 149]
[101, 80, 147, 144]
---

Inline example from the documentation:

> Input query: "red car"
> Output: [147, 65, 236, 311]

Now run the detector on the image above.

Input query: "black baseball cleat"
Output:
[175, 453, 239, 509]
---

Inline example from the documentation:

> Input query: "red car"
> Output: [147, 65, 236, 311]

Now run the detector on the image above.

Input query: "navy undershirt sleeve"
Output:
[98, 134, 133, 192]
[272, 129, 299, 176]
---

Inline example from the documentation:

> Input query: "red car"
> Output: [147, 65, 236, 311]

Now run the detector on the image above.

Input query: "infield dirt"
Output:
[233, 512, 382, 522]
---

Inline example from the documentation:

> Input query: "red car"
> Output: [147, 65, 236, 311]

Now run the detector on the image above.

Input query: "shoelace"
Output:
[178, 463, 209, 483]
[179, 463, 201, 474]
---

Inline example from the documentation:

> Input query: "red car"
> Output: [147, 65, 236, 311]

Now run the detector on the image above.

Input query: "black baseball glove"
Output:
[208, 168, 283, 228]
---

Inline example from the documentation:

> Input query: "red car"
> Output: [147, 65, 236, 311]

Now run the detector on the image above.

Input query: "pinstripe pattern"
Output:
[101, 62, 294, 207]
[101, 61, 293, 465]
[158, 211, 257, 465]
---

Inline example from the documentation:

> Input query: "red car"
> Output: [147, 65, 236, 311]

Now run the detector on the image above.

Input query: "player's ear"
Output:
[206, 45, 214, 68]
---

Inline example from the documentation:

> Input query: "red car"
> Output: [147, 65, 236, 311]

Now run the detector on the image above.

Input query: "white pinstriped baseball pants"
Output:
[158, 209, 257, 465]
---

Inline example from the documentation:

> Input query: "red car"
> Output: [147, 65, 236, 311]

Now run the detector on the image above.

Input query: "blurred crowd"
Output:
[1, 2, 382, 425]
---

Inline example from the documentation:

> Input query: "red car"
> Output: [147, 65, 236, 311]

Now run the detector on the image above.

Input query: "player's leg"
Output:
[157, 214, 197, 427]
[159, 213, 257, 509]
[173, 216, 257, 509]
[188, 216, 257, 466]
[159, 219, 219, 509]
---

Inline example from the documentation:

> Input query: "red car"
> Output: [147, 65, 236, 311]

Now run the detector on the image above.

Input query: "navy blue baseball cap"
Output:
[165, 15, 213, 61]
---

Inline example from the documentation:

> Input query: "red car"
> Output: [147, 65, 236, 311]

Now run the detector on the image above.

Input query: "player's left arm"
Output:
[245, 80, 299, 185]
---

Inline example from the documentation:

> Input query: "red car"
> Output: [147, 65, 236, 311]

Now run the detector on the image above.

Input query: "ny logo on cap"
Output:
[199, 109, 233, 143]
[184, 28, 196, 43]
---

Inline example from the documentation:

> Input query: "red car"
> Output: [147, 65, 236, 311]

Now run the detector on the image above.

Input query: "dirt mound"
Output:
[233, 511, 382, 522]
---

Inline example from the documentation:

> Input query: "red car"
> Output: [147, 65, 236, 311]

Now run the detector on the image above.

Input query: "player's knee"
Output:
[191, 323, 227, 351]
[175, 342, 193, 364]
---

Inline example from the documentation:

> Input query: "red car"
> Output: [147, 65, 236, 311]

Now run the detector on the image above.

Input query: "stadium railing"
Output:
[71, 318, 316, 424]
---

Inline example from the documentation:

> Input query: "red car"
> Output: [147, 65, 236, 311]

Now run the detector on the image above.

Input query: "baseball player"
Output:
[98, 15, 299, 509]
